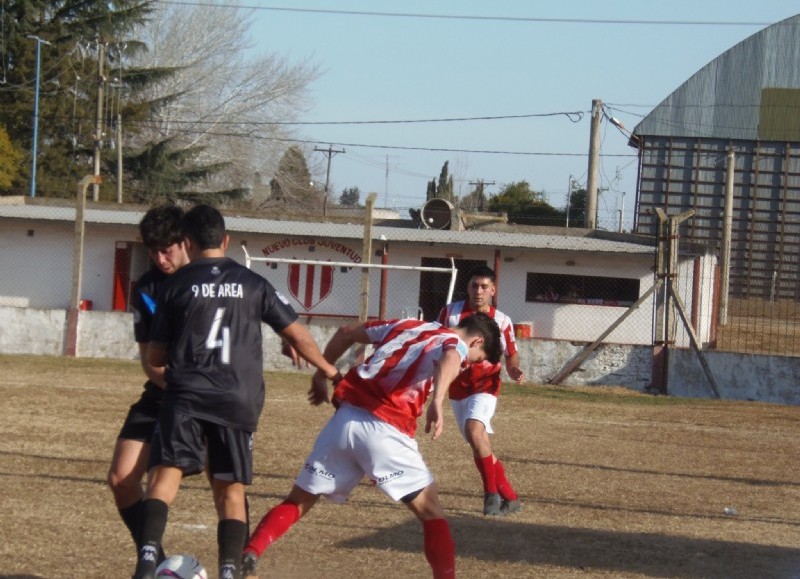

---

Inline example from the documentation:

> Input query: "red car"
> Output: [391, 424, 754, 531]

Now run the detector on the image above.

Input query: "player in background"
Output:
[437, 265, 525, 516]
[132, 205, 340, 579]
[107, 205, 188, 562]
[241, 313, 503, 579]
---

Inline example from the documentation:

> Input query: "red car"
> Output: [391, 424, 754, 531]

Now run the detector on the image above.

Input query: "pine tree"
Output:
[267, 146, 321, 210]
[0, 0, 233, 202]
[339, 186, 361, 207]
[0, 1, 159, 198]
[425, 160, 455, 203]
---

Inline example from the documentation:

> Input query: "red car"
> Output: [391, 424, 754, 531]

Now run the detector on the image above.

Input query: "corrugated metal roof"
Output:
[0, 202, 655, 255]
[632, 14, 800, 140]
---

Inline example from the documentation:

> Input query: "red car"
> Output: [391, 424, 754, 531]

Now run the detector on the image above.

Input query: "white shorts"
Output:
[450, 393, 498, 440]
[295, 403, 434, 503]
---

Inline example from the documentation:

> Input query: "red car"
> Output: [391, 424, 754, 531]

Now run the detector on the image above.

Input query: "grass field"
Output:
[1, 354, 798, 579]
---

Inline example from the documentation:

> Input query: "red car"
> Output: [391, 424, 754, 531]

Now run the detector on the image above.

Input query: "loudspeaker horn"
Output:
[421, 198, 455, 229]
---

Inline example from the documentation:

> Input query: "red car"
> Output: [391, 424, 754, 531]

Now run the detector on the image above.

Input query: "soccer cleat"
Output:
[242, 550, 259, 578]
[501, 498, 522, 515]
[483, 492, 503, 516]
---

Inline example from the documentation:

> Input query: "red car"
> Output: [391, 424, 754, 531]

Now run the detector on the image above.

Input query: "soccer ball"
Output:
[155, 554, 208, 579]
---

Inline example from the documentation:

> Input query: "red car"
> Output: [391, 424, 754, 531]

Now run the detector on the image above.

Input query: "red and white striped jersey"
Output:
[333, 319, 467, 437]
[436, 301, 517, 399]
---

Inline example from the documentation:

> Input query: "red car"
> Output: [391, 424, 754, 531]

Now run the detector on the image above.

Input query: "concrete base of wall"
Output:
[668, 348, 800, 405]
[0, 306, 797, 405]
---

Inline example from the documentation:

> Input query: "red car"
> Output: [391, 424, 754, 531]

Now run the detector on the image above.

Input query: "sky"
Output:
[238, 1, 800, 230]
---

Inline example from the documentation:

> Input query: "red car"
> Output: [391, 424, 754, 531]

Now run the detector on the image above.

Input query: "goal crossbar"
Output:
[241, 243, 459, 312]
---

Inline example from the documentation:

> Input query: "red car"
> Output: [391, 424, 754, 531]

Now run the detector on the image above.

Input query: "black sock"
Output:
[218, 518, 248, 579]
[134, 499, 169, 578]
[119, 500, 143, 545]
[245, 494, 251, 538]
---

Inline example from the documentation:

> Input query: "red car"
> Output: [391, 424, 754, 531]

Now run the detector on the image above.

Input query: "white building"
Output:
[0, 197, 686, 346]
[6, 197, 799, 406]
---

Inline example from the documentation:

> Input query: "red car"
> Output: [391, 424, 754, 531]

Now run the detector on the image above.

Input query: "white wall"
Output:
[3, 220, 717, 347]
[2, 305, 796, 406]
[0, 220, 132, 310]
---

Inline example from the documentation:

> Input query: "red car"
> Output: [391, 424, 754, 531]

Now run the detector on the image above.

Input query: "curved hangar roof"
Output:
[632, 14, 800, 141]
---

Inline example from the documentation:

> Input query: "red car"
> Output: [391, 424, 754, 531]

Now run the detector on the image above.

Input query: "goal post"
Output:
[241, 242, 458, 322]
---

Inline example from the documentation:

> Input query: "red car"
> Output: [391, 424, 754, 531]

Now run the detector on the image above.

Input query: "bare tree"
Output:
[130, 2, 320, 202]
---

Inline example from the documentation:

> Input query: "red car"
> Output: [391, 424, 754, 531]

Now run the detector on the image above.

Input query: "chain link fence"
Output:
[2, 198, 799, 360]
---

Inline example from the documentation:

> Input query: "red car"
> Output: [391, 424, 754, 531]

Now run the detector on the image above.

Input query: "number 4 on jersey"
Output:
[206, 307, 231, 364]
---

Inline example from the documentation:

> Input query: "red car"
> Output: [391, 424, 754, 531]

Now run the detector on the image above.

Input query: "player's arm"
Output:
[279, 321, 341, 405]
[307, 322, 370, 405]
[147, 342, 169, 386]
[280, 321, 341, 378]
[425, 348, 462, 440]
[505, 352, 525, 384]
[281, 339, 307, 368]
[322, 322, 370, 363]
[138, 342, 166, 388]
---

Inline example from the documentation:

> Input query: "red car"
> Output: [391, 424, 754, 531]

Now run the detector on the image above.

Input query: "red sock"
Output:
[423, 518, 455, 579]
[494, 459, 518, 501]
[474, 455, 498, 494]
[245, 500, 300, 557]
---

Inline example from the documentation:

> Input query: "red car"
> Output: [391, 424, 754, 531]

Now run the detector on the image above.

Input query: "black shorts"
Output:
[149, 409, 254, 484]
[117, 382, 164, 441]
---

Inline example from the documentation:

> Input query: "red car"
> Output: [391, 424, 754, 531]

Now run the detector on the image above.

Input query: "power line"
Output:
[155, 2, 779, 27]
[242, 111, 585, 125]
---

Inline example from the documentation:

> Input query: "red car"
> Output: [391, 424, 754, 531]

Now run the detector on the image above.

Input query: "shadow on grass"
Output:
[513, 455, 800, 488]
[337, 516, 800, 579]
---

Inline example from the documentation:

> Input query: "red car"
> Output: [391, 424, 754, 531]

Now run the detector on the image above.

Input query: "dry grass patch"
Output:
[0, 354, 798, 578]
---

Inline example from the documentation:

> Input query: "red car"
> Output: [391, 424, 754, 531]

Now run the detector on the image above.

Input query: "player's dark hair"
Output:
[457, 312, 502, 364]
[139, 205, 184, 250]
[183, 204, 226, 250]
[468, 265, 496, 283]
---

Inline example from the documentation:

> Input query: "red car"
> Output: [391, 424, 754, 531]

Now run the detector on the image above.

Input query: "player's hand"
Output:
[508, 366, 525, 384]
[424, 401, 444, 440]
[308, 370, 331, 405]
[282, 340, 309, 369]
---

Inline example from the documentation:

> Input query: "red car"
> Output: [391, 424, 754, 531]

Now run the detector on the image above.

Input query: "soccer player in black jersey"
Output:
[133, 204, 341, 579]
[107, 205, 188, 562]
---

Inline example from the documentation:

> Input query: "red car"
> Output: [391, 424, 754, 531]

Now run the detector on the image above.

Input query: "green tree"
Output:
[0, 1, 243, 203]
[488, 180, 564, 226]
[269, 146, 320, 209]
[0, 126, 24, 191]
[567, 187, 587, 226]
[0, 0, 164, 198]
[426, 160, 455, 202]
[339, 186, 361, 207]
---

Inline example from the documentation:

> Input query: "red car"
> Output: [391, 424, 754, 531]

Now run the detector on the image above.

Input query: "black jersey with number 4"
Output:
[151, 256, 299, 431]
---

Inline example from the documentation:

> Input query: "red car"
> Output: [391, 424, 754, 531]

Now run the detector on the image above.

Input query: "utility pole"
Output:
[595, 186, 608, 228]
[586, 99, 602, 229]
[27, 35, 51, 198]
[468, 180, 494, 211]
[566, 175, 574, 228]
[314, 145, 345, 216]
[719, 150, 735, 326]
[92, 40, 107, 202]
[116, 113, 123, 203]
